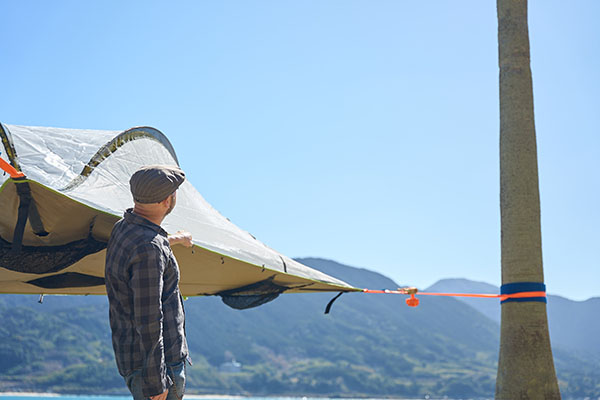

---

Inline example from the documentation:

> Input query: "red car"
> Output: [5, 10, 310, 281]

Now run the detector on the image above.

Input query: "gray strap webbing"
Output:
[11, 181, 48, 253]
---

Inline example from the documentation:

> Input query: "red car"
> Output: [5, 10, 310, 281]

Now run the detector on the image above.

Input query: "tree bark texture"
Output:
[496, 0, 561, 398]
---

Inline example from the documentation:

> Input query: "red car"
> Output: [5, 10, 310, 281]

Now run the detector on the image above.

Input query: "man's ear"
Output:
[159, 196, 171, 209]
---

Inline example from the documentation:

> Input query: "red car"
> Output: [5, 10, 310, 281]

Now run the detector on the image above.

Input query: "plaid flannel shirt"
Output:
[105, 209, 188, 397]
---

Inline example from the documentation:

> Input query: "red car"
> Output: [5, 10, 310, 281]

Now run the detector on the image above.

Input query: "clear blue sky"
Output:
[1, 1, 598, 300]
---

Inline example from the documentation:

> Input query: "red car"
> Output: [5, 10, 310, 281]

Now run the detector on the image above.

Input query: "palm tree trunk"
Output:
[496, 0, 561, 398]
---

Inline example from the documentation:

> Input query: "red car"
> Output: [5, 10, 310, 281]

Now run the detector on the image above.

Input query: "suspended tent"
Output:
[0, 123, 359, 309]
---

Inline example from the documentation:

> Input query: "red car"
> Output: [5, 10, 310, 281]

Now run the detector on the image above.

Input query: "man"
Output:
[105, 165, 193, 400]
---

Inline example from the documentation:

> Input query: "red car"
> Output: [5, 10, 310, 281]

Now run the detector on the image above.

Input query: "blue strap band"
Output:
[500, 282, 547, 304]
[501, 282, 546, 294]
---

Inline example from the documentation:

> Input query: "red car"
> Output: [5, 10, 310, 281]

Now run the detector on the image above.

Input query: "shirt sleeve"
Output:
[130, 242, 173, 397]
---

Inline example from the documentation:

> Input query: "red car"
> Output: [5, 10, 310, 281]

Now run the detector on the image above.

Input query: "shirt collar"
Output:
[124, 208, 168, 237]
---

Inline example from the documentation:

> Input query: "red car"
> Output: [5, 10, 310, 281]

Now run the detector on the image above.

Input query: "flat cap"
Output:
[129, 165, 185, 204]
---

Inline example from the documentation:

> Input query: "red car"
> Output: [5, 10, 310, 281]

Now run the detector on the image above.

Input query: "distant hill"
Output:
[0, 258, 598, 398]
[426, 278, 600, 359]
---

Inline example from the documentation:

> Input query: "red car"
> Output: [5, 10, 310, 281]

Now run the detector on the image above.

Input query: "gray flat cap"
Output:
[130, 165, 185, 203]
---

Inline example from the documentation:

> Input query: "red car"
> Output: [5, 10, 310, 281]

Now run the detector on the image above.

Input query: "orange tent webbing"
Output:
[0, 155, 25, 179]
[362, 288, 547, 307]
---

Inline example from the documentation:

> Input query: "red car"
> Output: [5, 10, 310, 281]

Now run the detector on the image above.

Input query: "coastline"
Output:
[0, 394, 60, 398]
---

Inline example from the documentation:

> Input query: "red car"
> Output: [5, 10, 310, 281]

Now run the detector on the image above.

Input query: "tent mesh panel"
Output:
[26, 272, 105, 289]
[0, 236, 107, 275]
[218, 276, 288, 310]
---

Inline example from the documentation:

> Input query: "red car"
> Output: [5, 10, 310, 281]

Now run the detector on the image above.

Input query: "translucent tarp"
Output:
[0, 123, 353, 296]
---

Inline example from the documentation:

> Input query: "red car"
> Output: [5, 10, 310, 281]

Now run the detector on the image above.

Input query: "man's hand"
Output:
[168, 230, 193, 248]
[150, 388, 169, 400]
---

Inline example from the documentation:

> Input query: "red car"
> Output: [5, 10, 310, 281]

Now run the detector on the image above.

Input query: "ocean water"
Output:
[0, 397, 129, 400]
[0, 397, 133, 400]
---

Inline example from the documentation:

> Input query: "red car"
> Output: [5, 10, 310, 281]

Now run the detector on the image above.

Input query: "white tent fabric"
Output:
[0, 123, 354, 297]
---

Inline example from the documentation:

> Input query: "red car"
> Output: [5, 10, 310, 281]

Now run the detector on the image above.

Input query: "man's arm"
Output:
[130, 243, 172, 397]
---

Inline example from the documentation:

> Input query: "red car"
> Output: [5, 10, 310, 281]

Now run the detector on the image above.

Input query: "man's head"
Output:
[130, 165, 185, 220]
[130, 165, 185, 203]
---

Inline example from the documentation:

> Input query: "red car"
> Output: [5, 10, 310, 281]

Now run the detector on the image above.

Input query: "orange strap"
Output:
[362, 288, 547, 307]
[0, 155, 25, 179]
[499, 291, 547, 302]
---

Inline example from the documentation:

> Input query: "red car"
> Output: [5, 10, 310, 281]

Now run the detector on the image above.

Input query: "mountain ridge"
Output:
[0, 257, 597, 398]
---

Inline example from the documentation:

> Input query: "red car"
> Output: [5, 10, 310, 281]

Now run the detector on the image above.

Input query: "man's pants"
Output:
[125, 360, 186, 400]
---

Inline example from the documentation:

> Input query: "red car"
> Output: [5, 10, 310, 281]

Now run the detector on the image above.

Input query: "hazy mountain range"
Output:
[427, 278, 600, 360]
[0, 257, 597, 398]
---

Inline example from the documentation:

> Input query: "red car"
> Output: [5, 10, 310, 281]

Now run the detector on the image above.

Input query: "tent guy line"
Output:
[361, 283, 547, 308]
[324, 284, 548, 313]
